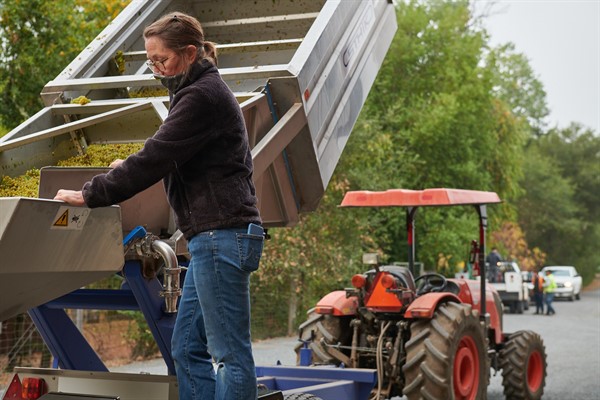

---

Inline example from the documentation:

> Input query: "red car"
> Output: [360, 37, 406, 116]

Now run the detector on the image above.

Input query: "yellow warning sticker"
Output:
[51, 206, 90, 230]
[54, 210, 69, 227]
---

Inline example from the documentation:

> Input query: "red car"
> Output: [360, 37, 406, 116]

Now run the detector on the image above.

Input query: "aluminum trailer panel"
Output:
[10, 368, 178, 400]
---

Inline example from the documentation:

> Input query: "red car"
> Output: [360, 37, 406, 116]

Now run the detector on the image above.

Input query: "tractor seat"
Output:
[445, 280, 461, 295]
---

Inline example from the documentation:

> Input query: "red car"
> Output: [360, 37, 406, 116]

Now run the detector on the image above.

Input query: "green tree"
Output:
[519, 125, 600, 284]
[485, 43, 550, 137]
[0, 0, 130, 128]
[536, 125, 600, 223]
[335, 0, 528, 271]
[518, 141, 581, 253]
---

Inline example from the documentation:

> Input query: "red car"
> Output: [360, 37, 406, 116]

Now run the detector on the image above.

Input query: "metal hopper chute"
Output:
[0, 198, 124, 322]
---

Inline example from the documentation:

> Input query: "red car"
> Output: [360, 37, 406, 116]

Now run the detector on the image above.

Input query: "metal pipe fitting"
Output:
[151, 239, 182, 313]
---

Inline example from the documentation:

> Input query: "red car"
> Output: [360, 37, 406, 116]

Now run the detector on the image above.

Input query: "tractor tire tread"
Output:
[402, 302, 488, 400]
[499, 330, 547, 400]
[295, 311, 350, 366]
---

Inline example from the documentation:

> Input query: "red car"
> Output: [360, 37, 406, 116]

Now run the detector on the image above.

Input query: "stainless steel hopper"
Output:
[0, 198, 124, 321]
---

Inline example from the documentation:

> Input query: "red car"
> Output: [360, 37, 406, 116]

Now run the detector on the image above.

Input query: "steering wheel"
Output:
[414, 273, 448, 296]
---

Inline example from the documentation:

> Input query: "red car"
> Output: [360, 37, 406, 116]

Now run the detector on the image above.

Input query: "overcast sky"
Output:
[480, 0, 600, 134]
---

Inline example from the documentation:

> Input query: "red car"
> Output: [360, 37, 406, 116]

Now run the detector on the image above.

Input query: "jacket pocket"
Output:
[236, 233, 264, 272]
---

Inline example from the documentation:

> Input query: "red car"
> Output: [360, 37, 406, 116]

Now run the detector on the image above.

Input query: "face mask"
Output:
[153, 73, 184, 92]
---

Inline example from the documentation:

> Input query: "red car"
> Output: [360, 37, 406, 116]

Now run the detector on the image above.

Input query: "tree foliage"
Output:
[518, 125, 600, 284]
[335, 0, 530, 269]
[485, 43, 550, 136]
[0, 0, 130, 128]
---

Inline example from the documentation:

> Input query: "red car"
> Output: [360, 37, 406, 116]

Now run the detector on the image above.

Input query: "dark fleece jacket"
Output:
[82, 60, 261, 239]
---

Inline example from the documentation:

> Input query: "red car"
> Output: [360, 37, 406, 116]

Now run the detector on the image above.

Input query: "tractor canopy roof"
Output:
[340, 188, 501, 208]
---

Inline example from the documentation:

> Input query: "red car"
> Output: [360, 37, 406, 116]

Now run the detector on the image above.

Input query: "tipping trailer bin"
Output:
[0, 0, 397, 229]
[0, 1, 397, 399]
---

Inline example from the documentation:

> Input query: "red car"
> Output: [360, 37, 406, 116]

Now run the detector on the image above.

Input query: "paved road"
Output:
[488, 286, 600, 400]
[112, 286, 600, 399]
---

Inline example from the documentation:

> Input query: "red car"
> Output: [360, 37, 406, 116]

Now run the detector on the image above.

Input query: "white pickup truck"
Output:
[489, 261, 530, 313]
[541, 266, 583, 301]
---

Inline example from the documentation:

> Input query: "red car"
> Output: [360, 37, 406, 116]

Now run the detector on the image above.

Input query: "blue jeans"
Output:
[172, 227, 264, 400]
[534, 292, 544, 314]
[545, 292, 555, 314]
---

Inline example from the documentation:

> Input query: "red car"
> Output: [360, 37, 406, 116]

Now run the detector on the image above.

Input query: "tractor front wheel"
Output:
[403, 302, 488, 400]
[499, 330, 547, 400]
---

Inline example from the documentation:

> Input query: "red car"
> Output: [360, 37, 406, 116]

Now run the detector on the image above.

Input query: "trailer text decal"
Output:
[51, 206, 90, 230]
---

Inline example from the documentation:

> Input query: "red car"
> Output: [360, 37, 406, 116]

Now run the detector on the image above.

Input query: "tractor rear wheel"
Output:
[295, 310, 352, 365]
[403, 302, 488, 400]
[499, 330, 547, 400]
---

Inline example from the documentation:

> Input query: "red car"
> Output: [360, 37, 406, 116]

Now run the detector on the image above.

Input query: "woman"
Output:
[55, 12, 263, 400]
[532, 270, 545, 314]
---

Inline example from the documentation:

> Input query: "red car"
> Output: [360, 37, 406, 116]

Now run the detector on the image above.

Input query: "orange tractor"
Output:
[296, 188, 547, 400]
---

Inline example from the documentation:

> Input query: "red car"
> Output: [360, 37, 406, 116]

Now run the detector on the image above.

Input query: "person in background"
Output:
[54, 11, 263, 400]
[532, 269, 545, 314]
[543, 269, 557, 316]
[486, 247, 502, 283]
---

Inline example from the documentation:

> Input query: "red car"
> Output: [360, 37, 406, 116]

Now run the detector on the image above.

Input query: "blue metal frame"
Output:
[29, 305, 109, 372]
[121, 261, 178, 374]
[257, 366, 377, 400]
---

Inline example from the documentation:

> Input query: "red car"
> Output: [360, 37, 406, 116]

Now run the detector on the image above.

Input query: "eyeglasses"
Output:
[145, 57, 170, 71]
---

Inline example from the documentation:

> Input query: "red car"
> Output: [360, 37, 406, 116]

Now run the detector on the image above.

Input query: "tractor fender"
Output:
[315, 290, 358, 316]
[404, 292, 461, 319]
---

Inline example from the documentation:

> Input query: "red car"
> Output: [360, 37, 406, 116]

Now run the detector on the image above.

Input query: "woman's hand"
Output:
[109, 159, 124, 168]
[54, 189, 86, 206]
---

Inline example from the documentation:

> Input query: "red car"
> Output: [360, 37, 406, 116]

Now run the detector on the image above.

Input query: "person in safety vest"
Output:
[532, 269, 545, 314]
[544, 270, 557, 315]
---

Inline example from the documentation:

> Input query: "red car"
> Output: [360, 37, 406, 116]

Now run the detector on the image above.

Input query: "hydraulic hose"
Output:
[375, 321, 392, 400]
